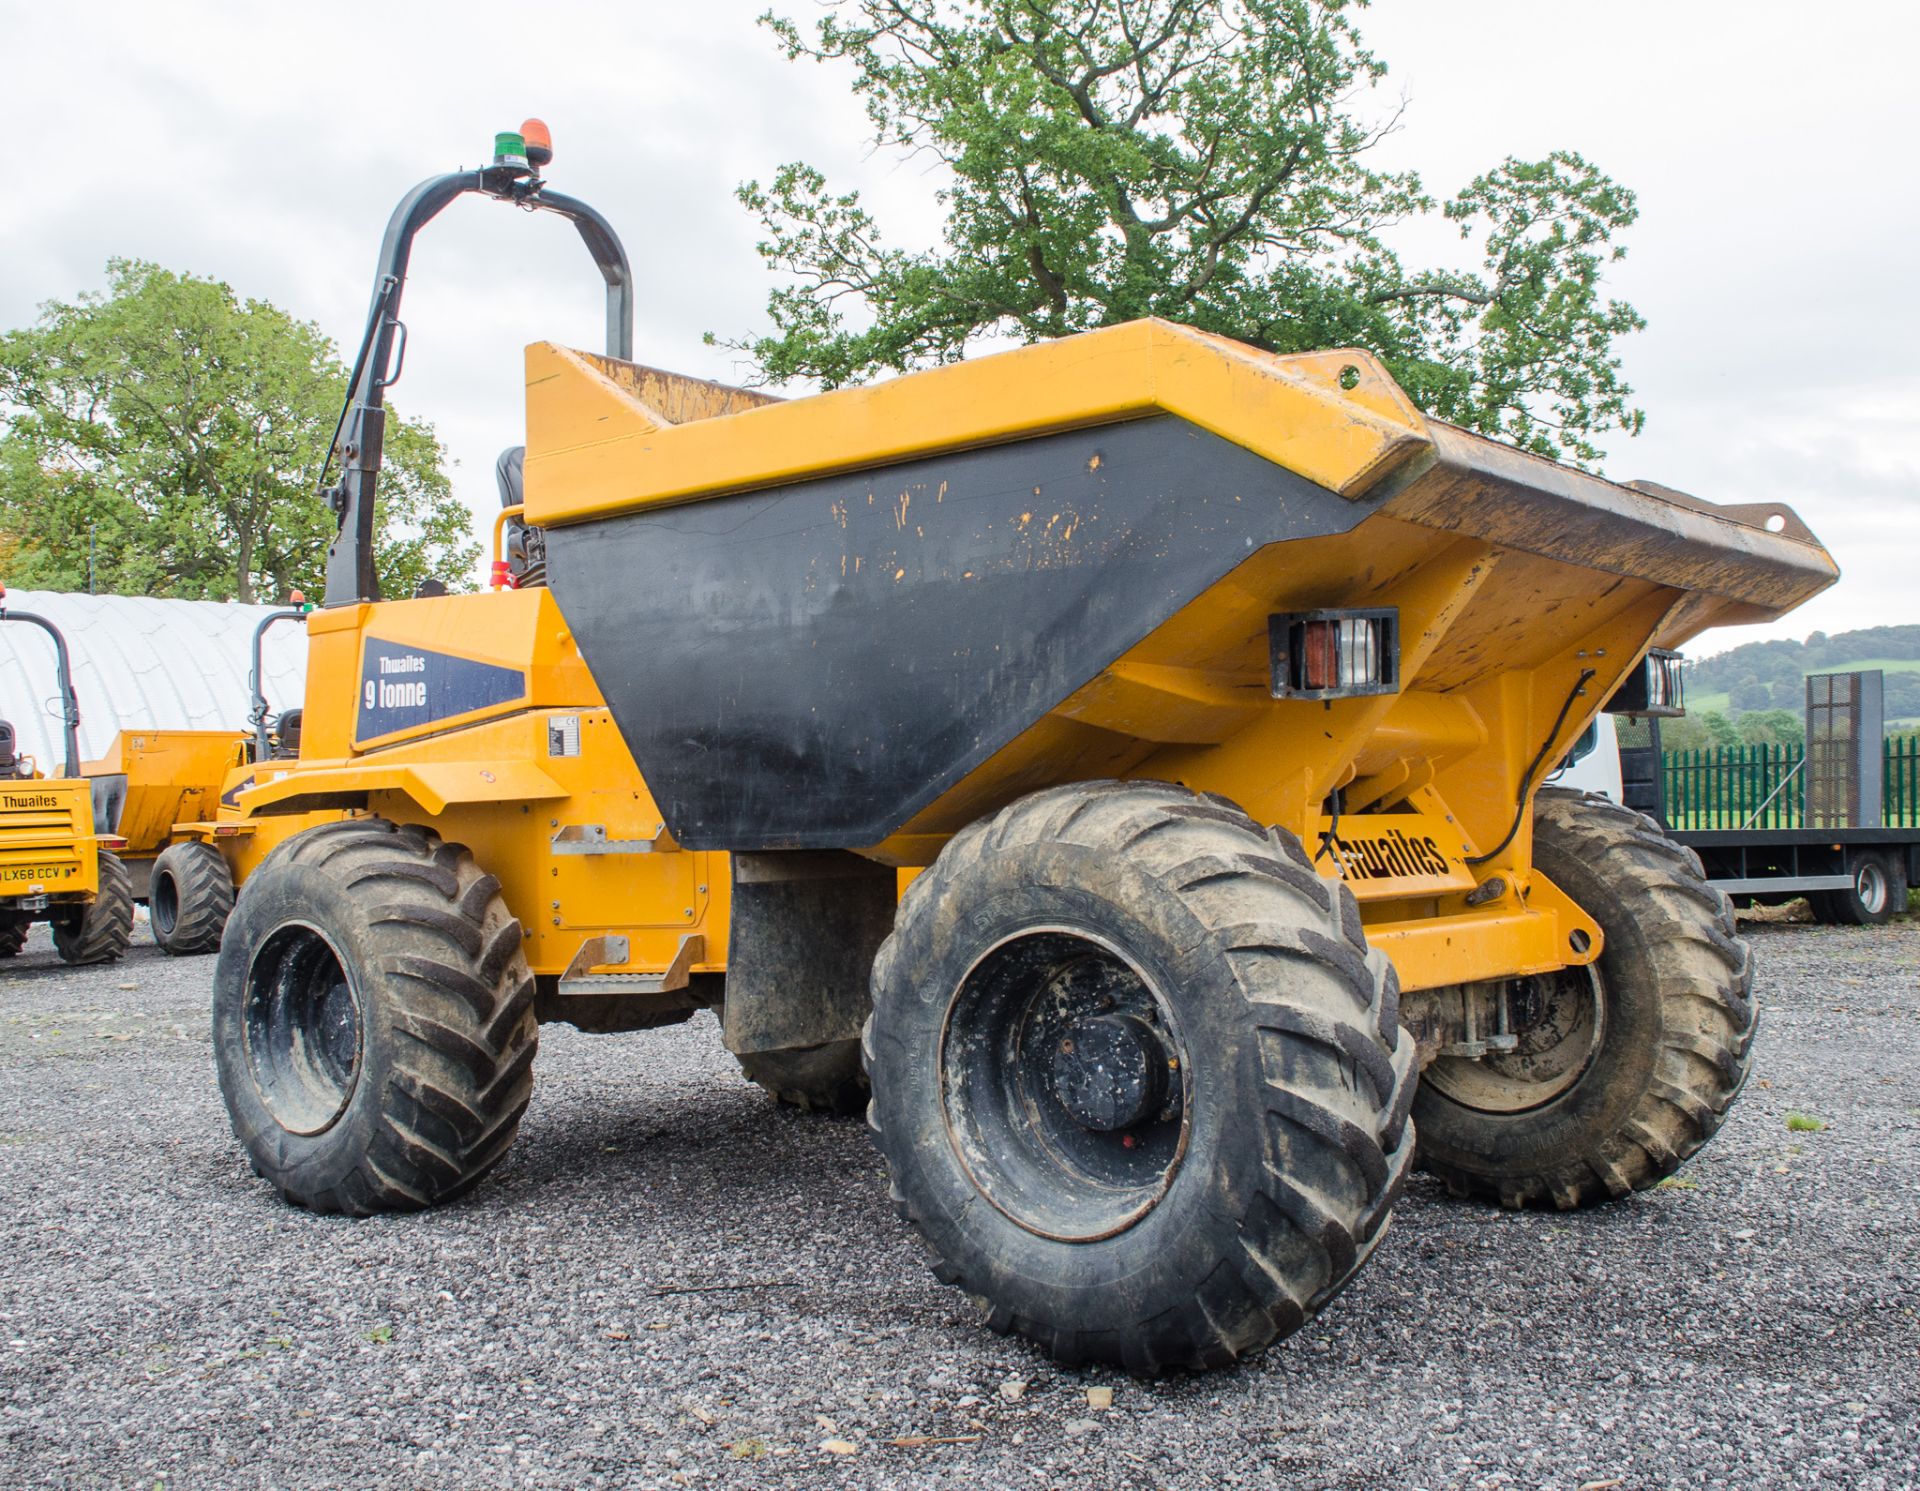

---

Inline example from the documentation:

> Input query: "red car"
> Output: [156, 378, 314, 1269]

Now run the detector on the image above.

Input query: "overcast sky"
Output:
[2, 0, 1914, 658]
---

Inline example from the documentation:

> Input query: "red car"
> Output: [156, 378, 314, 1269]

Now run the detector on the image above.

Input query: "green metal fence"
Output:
[1890, 735, 1920, 826]
[1662, 736, 1920, 830]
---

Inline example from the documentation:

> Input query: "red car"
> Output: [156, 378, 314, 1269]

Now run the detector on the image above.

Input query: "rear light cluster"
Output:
[1269, 609, 1399, 700]
[1604, 649, 1686, 717]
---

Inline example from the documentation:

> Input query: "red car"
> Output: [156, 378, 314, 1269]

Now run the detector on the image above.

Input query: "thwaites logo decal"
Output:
[1322, 825, 1453, 881]
[2, 791, 62, 812]
[356, 638, 526, 743]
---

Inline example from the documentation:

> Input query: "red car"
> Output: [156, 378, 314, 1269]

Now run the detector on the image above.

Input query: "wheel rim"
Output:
[1423, 964, 1607, 1116]
[939, 928, 1190, 1243]
[151, 871, 178, 937]
[242, 922, 363, 1135]
[1855, 860, 1888, 915]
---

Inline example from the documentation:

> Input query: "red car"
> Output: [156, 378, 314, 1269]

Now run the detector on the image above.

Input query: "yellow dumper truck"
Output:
[208, 126, 1836, 1371]
[3, 594, 314, 962]
[138, 602, 315, 955]
[0, 595, 134, 963]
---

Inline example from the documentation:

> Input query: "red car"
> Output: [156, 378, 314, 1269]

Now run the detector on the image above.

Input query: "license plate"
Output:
[1, 863, 82, 887]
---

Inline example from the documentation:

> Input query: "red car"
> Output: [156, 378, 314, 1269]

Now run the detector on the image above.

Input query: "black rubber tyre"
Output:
[212, 819, 537, 1215]
[866, 780, 1416, 1373]
[52, 852, 134, 965]
[0, 921, 27, 958]
[1414, 789, 1755, 1209]
[149, 840, 236, 955]
[738, 1040, 867, 1114]
[1808, 851, 1899, 926]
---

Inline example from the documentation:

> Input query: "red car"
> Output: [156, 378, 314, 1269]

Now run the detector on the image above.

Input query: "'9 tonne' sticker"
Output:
[356, 638, 526, 743]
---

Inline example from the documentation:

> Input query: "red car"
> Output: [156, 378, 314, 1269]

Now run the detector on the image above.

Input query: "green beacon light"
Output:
[493, 130, 530, 171]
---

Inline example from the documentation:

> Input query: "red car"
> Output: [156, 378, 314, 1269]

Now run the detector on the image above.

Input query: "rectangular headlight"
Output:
[1269, 609, 1399, 700]
[1605, 649, 1686, 717]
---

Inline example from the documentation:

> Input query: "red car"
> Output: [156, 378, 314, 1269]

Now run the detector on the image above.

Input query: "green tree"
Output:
[1735, 709, 1803, 749]
[1657, 712, 1710, 753]
[1727, 674, 1772, 714]
[1698, 710, 1740, 751]
[727, 0, 1646, 463]
[0, 259, 476, 603]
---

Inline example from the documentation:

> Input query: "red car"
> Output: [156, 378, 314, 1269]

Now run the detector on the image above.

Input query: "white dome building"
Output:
[0, 589, 308, 773]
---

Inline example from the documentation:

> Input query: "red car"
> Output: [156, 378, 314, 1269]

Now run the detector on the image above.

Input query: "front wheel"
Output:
[149, 840, 236, 955]
[212, 819, 538, 1214]
[1414, 789, 1754, 1209]
[866, 781, 1416, 1373]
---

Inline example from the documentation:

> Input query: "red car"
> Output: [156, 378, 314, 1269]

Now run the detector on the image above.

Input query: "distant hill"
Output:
[1686, 625, 1920, 722]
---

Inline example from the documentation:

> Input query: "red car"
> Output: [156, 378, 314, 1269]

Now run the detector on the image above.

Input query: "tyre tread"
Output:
[53, 852, 134, 965]
[866, 778, 1415, 1371]
[224, 819, 536, 1216]
[1418, 788, 1754, 1210]
[150, 840, 236, 955]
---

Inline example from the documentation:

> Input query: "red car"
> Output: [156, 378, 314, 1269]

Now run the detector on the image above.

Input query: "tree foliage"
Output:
[0, 260, 476, 603]
[726, 0, 1645, 463]
[1686, 625, 1920, 723]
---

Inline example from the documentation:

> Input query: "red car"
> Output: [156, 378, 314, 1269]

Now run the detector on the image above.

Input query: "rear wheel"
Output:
[1414, 789, 1754, 1208]
[0, 920, 27, 958]
[212, 819, 537, 1214]
[53, 852, 134, 965]
[866, 781, 1415, 1372]
[737, 1040, 866, 1114]
[1808, 851, 1898, 926]
[149, 840, 236, 955]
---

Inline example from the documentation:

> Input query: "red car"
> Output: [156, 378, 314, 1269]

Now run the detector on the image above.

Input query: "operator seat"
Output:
[496, 446, 547, 588]
[273, 709, 303, 759]
[0, 720, 29, 778]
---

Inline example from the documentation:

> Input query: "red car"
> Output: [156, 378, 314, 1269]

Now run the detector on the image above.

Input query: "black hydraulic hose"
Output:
[1465, 668, 1599, 866]
[1314, 786, 1344, 864]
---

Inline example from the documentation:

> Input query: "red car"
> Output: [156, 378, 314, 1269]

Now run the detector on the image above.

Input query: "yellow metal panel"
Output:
[225, 703, 725, 979]
[523, 320, 1433, 524]
[239, 758, 568, 817]
[1364, 885, 1599, 994]
[292, 590, 604, 761]
[355, 710, 726, 977]
[85, 729, 240, 857]
[0, 778, 98, 898]
[1307, 809, 1476, 900]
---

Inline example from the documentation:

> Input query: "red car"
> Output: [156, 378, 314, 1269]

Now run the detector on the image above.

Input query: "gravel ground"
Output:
[1, 914, 1915, 1491]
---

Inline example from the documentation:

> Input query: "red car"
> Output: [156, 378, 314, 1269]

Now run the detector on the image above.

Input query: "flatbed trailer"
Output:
[1615, 670, 1919, 923]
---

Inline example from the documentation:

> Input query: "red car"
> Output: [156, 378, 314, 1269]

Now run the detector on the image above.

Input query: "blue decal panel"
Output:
[356, 638, 527, 744]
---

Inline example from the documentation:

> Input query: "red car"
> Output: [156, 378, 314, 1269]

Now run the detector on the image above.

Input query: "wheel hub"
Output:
[1857, 860, 1888, 915]
[940, 928, 1190, 1242]
[1424, 963, 1606, 1116]
[1051, 1014, 1169, 1131]
[242, 922, 363, 1136]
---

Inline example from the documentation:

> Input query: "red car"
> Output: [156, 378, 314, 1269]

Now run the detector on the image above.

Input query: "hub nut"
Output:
[1049, 1014, 1170, 1132]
